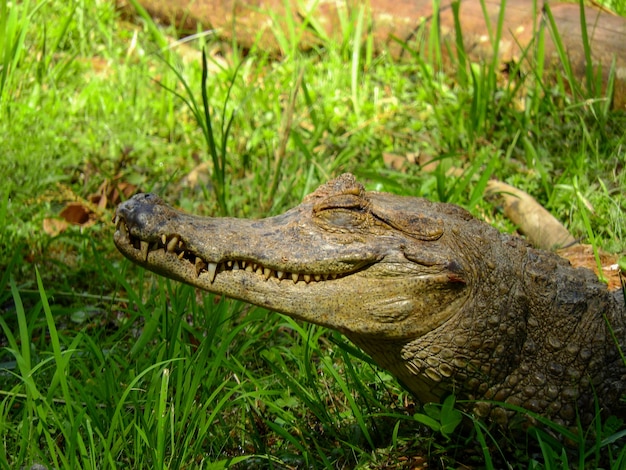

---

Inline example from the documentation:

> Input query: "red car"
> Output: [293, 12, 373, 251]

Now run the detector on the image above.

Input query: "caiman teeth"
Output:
[114, 217, 128, 237]
[167, 236, 179, 253]
[207, 262, 218, 283]
[140, 240, 149, 261]
[119, 226, 351, 285]
[195, 257, 207, 276]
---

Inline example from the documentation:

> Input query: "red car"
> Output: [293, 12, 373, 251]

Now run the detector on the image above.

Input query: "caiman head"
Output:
[114, 173, 527, 406]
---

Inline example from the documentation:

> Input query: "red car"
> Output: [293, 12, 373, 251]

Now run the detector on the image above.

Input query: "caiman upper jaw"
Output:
[115, 215, 348, 284]
[113, 194, 367, 285]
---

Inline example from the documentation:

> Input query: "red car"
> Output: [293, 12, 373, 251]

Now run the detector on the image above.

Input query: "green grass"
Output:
[1, 0, 625, 467]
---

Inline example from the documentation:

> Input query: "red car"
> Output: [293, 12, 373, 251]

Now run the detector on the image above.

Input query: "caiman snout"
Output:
[113, 175, 471, 342]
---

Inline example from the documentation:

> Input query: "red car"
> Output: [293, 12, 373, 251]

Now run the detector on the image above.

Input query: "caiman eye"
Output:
[313, 194, 370, 229]
[313, 194, 365, 212]
[317, 208, 367, 228]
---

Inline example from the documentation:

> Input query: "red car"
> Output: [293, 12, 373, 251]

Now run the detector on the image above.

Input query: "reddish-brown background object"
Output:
[119, 0, 626, 109]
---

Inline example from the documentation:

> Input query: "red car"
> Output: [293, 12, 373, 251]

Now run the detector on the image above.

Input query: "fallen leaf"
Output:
[43, 217, 69, 236]
[59, 202, 94, 225]
[557, 244, 623, 291]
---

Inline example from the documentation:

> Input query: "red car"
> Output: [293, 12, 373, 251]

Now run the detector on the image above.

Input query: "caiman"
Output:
[113, 173, 626, 428]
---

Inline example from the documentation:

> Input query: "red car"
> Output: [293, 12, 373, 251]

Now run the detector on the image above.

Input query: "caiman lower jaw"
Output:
[113, 217, 364, 285]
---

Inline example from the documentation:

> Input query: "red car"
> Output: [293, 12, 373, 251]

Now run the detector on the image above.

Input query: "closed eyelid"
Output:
[313, 194, 369, 213]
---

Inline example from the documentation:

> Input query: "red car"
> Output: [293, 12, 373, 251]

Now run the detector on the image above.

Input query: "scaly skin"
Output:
[113, 174, 626, 427]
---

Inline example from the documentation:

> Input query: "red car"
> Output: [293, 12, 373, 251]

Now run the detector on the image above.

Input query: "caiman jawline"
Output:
[114, 217, 357, 285]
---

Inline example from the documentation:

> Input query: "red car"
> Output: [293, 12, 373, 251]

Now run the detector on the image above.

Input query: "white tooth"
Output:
[291, 273, 299, 283]
[227, 261, 233, 268]
[232, 261, 239, 270]
[314, 274, 321, 282]
[167, 236, 179, 253]
[140, 241, 149, 260]
[178, 251, 185, 259]
[331, 274, 338, 280]
[208, 263, 218, 283]
[255, 266, 263, 275]
[303, 274, 311, 283]
[114, 215, 120, 226]
[245, 263, 254, 273]
[263, 268, 272, 280]
[240, 261, 247, 269]
[195, 257, 206, 276]
[276, 271, 284, 280]
[161, 234, 167, 245]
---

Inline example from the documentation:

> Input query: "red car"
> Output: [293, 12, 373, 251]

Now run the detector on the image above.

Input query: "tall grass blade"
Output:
[104, 359, 182, 454]
[529, 0, 546, 116]
[577, 0, 596, 97]
[265, 0, 302, 56]
[155, 367, 171, 470]
[573, 177, 605, 281]
[266, 69, 302, 211]
[200, 48, 225, 213]
[0, 0, 31, 115]
[472, 418, 496, 469]
[350, 5, 365, 118]
[543, 3, 581, 101]
[35, 268, 75, 419]
[126, 0, 169, 51]
[319, 354, 374, 449]
[10, 281, 31, 380]
[451, 0, 468, 87]
[157, 50, 243, 215]
[428, 0, 442, 70]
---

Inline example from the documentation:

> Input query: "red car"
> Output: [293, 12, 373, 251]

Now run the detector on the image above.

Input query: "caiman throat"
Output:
[114, 173, 626, 428]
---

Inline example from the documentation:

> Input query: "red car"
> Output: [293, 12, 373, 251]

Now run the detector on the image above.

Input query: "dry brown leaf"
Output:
[42, 202, 96, 236]
[416, 151, 441, 173]
[383, 152, 410, 171]
[558, 244, 623, 291]
[43, 217, 69, 236]
[92, 179, 138, 207]
[59, 202, 94, 225]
